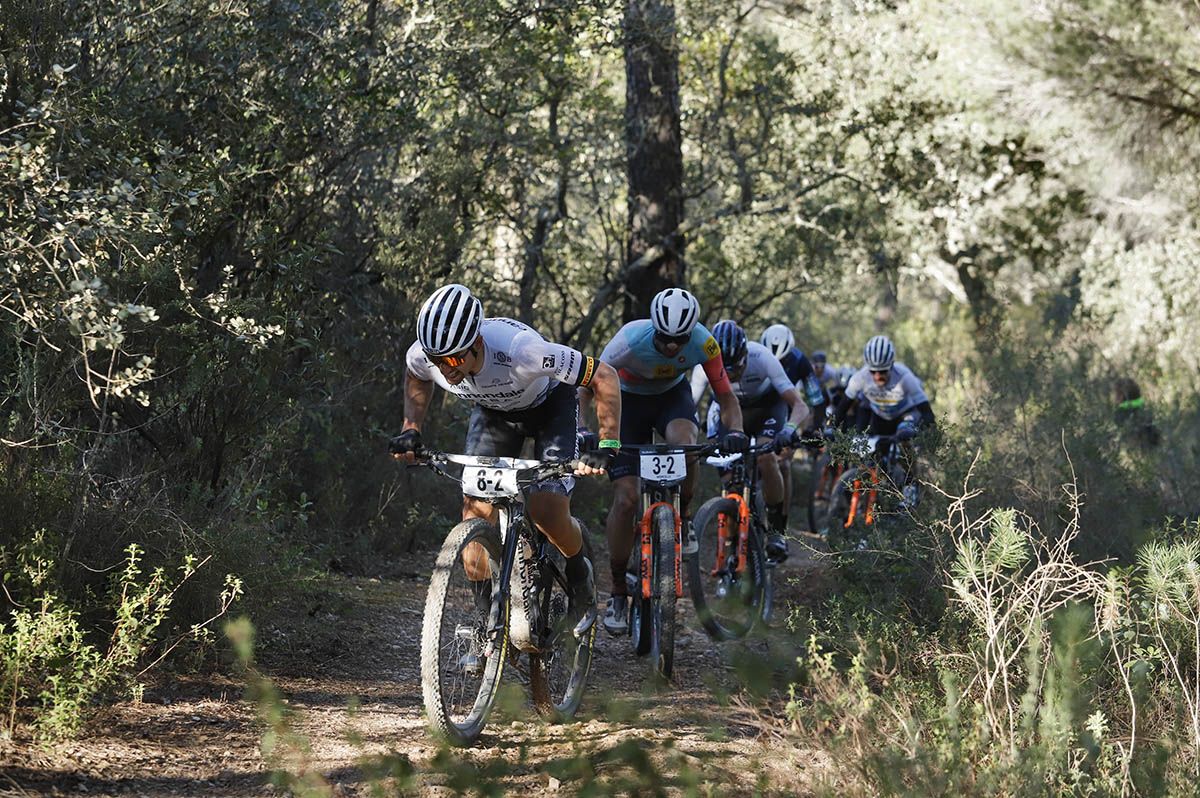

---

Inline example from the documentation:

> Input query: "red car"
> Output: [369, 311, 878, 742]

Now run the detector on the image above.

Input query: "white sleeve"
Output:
[690, 364, 710, 405]
[901, 372, 930, 405]
[765, 354, 796, 396]
[845, 369, 867, 400]
[511, 331, 587, 385]
[405, 341, 434, 381]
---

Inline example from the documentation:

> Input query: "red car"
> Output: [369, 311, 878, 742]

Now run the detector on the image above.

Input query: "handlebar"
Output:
[403, 449, 582, 484]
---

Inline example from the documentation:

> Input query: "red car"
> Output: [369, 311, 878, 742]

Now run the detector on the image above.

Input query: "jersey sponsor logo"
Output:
[493, 350, 511, 365]
[653, 365, 677, 378]
[543, 355, 555, 369]
[702, 336, 719, 359]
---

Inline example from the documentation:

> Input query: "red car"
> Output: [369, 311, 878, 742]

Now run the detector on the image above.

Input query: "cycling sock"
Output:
[470, 579, 492, 618]
[565, 550, 589, 585]
[767, 502, 787, 534]
[610, 564, 627, 597]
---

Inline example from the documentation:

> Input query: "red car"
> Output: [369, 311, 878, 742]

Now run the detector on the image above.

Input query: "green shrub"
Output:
[0, 531, 241, 740]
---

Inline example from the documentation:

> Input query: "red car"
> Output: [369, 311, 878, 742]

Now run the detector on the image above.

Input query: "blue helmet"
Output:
[712, 320, 748, 366]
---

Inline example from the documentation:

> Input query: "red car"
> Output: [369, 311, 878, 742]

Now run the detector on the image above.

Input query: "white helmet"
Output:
[650, 288, 700, 337]
[863, 335, 895, 370]
[760, 323, 795, 359]
[417, 284, 483, 356]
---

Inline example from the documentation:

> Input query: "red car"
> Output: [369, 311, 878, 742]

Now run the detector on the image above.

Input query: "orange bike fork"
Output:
[844, 467, 880, 528]
[713, 493, 751, 576]
[639, 501, 681, 599]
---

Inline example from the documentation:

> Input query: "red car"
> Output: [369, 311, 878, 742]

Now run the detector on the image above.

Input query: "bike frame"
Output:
[707, 441, 773, 580]
[841, 436, 902, 528]
[421, 454, 572, 652]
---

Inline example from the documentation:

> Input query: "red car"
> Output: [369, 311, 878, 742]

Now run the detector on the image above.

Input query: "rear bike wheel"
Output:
[530, 525, 596, 721]
[649, 504, 679, 681]
[419, 518, 508, 746]
[687, 495, 767, 641]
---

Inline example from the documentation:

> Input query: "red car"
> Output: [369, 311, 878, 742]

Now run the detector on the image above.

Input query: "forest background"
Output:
[3, 0, 1200, 792]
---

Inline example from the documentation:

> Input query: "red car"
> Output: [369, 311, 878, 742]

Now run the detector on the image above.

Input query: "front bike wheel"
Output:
[420, 518, 507, 746]
[530, 525, 596, 721]
[687, 496, 767, 641]
[807, 452, 835, 535]
[819, 467, 860, 541]
[650, 504, 679, 680]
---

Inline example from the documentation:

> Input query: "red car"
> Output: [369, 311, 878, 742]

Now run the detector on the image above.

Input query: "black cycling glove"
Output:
[721, 430, 749, 454]
[576, 428, 600, 453]
[578, 448, 616, 471]
[389, 429, 423, 455]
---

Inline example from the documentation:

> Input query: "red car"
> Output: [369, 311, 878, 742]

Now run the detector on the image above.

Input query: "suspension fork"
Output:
[639, 488, 682, 599]
[714, 491, 751, 576]
[843, 467, 880, 528]
[492, 504, 518, 636]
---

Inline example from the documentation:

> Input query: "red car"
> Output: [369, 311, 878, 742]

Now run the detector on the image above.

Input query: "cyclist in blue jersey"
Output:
[579, 288, 745, 635]
[692, 321, 811, 562]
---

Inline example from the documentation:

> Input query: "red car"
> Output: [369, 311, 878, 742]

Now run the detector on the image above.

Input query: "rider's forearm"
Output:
[403, 371, 434, 431]
[588, 363, 622, 441]
[716, 390, 744, 431]
[576, 385, 594, 428]
[783, 389, 810, 430]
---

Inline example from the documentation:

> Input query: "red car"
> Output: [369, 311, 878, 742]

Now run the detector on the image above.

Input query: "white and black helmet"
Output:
[650, 288, 700, 337]
[863, 335, 895, 370]
[760, 323, 795, 359]
[417, 284, 483, 356]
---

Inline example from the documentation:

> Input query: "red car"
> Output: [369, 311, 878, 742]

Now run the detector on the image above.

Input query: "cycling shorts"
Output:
[465, 380, 577, 495]
[609, 380, 698, 481]
[706, 398, 787, 441]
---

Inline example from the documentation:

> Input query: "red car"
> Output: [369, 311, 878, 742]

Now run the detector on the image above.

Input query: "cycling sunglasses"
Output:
[426, 348, 471, 368]
[869, 368, 891, 376]
[655, 332, 690, 346]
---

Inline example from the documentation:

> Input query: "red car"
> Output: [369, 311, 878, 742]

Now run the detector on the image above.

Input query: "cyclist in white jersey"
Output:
[832, 335, 935, 506]
[691, 321, 810, 562]
[390, 285, 622, 639]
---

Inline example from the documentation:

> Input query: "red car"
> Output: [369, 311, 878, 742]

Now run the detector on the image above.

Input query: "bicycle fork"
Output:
[639, 493, 683, 600]
[714, 492, 751, 578]
[844, 467, 880, 528]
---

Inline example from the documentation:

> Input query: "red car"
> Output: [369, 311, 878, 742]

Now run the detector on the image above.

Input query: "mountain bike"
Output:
[620, 442, 716, 681]
[414, 452, 596, 746]
[817, 433, 913, 539]
[687, 440, 774, 641]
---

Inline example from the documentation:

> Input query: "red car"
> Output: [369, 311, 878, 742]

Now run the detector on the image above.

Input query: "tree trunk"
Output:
[623, 0, 685, 322]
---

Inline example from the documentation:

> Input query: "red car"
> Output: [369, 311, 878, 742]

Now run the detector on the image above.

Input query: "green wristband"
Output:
[598, 439, 621, 450]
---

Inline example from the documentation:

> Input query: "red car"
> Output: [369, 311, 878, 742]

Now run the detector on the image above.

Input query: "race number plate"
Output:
[639, 452, 685, 482]
[462, 466, 520, 498]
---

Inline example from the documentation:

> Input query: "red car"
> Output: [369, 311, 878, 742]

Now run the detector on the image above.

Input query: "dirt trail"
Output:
[1, 537, 832, 797]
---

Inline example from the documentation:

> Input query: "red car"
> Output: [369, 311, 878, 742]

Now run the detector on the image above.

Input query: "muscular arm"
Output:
[403, 370, 435, 432]
[780, 387, 811, 430]
[587, 362, 622, 441]
[715, 387, 744, 432]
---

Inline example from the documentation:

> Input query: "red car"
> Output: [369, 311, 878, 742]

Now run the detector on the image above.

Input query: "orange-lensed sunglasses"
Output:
[426, 349, 470, 368]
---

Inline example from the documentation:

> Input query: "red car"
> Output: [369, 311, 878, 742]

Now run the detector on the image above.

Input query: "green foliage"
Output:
[0, 532, 240, 740]
[788, 481, 1200, 795]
